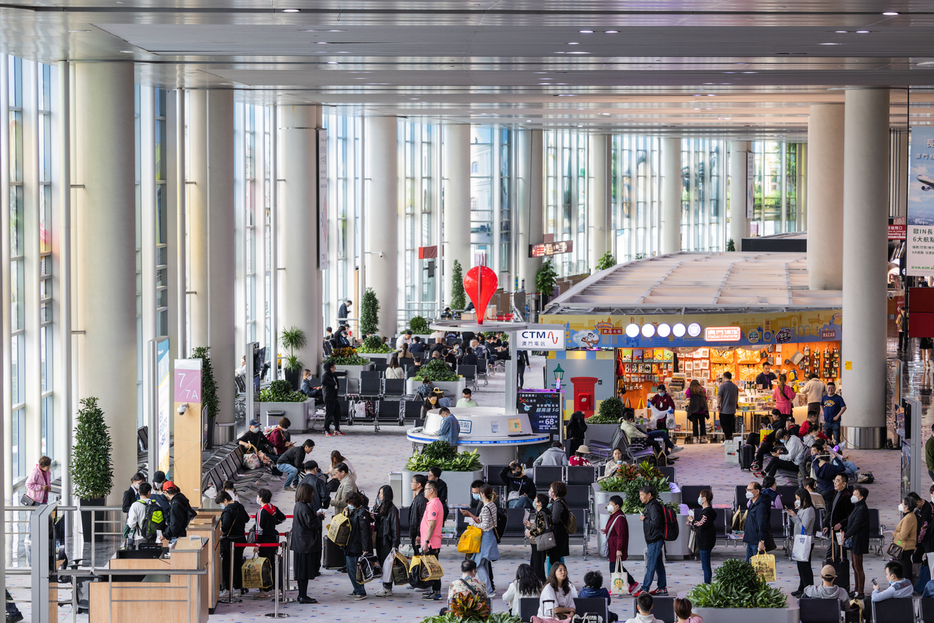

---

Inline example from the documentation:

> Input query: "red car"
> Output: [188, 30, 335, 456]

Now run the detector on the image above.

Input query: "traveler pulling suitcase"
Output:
[825, 530, 850, 592]
[323, 532, 345, 569]
[739, 444, 755, 471]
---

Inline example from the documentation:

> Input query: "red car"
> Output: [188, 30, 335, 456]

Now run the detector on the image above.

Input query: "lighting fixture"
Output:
[568, 42, 580, 45]
[657, 324, 671, 338]
[553, 364, 565, 386]
[856, 30, 870, 33]
[526, 119, 532, 122]
[883, 11, 899, 16]
[316, 41, 328, 44]
[557, 94, 576, 96]
[672, 323, 686, 338]
[707, 93, 716, 96]
[687, 323, 702, 338]
[282, 8, 300, 12]
[835, 30, 848, 33]
[327, 61, 337, 64]
[625, 324, 640, 338]
[641, 324, 656, 338]
[579, 30, 593, 33]
[567, 51, 589, 54]
[818, 42, 841, 45]
[120, 50, 133, 53]
[69, 29, 89, 32]
[604, 30, 619, 34]
[328, 29, 345, 32]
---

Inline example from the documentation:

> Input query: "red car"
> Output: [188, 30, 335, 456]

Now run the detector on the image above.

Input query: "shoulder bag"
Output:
[600, 514, 622, 558]
[534, 512, 557, 551]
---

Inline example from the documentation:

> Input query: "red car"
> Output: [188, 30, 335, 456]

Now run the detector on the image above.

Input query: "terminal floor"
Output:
[31, 343, 932, 622]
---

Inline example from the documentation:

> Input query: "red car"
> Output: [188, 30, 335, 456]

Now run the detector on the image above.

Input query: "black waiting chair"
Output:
[919, 598, 934, 623]
[458, 364, 478, 391]
[398, 505, 410, 534]
[567, 466, 598, 485]
[358, 375, 383, 400]
[564, 485, 590, 509]
[775, 485, 799, 509]
[377, 400, 403, 426]
[645, 596, 675, 623]
[533, 466, 564, 488]
[486, 465, 511, 487]
[573, 598, 609, 623]
[360, 370, 382, 382]
[402, 399, 423, 422]
[518, 597, 539, 623]
[798, 597, 842, 623]
[382, 378, 406, 399]
[680, 485, 710, 512]
[867, 508, 886, 554]
[872, 598, 913, 623]
[657, 466, 675, 482]
[733, 485, 749, 513]
[372, 361, 389, 374]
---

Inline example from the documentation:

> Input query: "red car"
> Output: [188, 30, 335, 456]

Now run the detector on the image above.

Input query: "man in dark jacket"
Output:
[812, 446, 847, 494]
[321, 361, 343, 436]
[823, 473, 853, 540]
[427, 467, 449, 524]
[300, 461, 331, 513]
[844, 485, 871, 597]
[408, 474, 428, 553]
[216, 490, 250, 596]
[634, 486, 668, 597]
[500, 462, 536, 509]
[343, 492, 372, 599]
[337, 299, 352, 326]
[122, 473, 145, 514]
[517, 349, 531, 388]
[161, 481, 197, 544]
[743, 482, 772, 562]
[277, 439, 315, 491]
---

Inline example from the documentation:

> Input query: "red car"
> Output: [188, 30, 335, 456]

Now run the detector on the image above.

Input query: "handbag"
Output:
[356, 552, 382, 584]
[458, 525, 482, 554]
[750, 552, 777, 582]
[600, 514, 623, 558]
[687, 528, 698, 555]
[610, 559, 628, 596]
[886, 542, 904, 560]
[20, 494, 38, 507]
[535, 530, 557, 552]
[241, 551, 273, 589]
[791, 533, 813, 562]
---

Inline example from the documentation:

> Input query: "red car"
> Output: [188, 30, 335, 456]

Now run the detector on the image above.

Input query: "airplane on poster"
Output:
[920, 174, 934, 191]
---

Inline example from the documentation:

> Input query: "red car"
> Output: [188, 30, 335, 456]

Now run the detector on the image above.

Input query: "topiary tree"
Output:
[409, 316, 430, 335]
[726, 238, 736, 252]
[192, 346, 220, 423]
[451, 259, 467, 310]
[535, 259, 558, 307]
[595, 251, 616, 271]
[71, 397, 114, 500]
[597, 396, 625, 422]
[360, 287, 380, 336]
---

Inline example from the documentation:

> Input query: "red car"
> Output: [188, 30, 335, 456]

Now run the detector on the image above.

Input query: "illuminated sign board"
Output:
[704, 326, 743, 342]
[529, 240, 573, 258]
[516, 329, 566, 351]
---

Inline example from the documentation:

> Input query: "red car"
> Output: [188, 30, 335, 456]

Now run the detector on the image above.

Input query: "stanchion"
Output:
[265, 543, 289, 619]
[224, 541, 242, 604]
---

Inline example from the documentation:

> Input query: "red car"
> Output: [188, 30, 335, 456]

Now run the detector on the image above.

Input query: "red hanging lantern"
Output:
[464, 266, 497, 325]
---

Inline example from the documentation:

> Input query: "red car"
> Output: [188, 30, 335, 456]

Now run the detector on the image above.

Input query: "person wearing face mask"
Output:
[763, 428, 805, 479]
[121, 472, 145, 514]
[343, 491, 374, 601]
[687, 490, 717, 584]
[524, 493, 553, 583]
[893, 496, 918, 584]
[717, 371, 739, 441]
[253, 487, 286, 598]
[500, 461, 536, 510]
[276, 439, 315, 491]
[648, 385, 675, 433]
[822, 473, 853, 548]
[620, 412, 677, 458]
[298, 461, 328, 579]
[871, 561, 913, 602]
[290, 483, 320, 604]
[238, 419, 277, 466]
[328, 463, 358, 514]
[372, 485, 401, 598]
[843, 485, 870, 598]
[604, 495, 637, 593]
[742, 482, 772, 562]
[215, 490, 250, 599]
[787, 488, 816, 597]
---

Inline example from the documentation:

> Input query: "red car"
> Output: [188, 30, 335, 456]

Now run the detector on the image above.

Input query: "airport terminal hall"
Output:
[8, 2, 934, 623]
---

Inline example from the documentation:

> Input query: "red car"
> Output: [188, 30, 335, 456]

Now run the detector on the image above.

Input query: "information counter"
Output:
[90, 537, 210, 623]
[187, 512, 221, 613]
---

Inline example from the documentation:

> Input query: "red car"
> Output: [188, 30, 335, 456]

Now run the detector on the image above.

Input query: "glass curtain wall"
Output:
[611, 135, 661, 263]
[544, 129, 588, 276]
[748, 141, 803, 236]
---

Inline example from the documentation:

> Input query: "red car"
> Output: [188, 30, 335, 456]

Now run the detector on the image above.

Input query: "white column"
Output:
[661, 137, 681, 255]
[188, 90, 236, 425]
[365, 117, 399, 337]
[280, 105, 323, 373]
[729, 141, 750, 251]
[841, 89, 889, 448]
[807, 105, 845, 289]
[588, 134, 609, 269]
[444, 124, 471, 303]
[74, 62, 137, 502]
[517, 129, 544, 292]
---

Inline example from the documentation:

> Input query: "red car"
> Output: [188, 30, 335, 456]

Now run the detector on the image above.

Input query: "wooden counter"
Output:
[90, 538, 210, 623]
[188, 512, 221, 611]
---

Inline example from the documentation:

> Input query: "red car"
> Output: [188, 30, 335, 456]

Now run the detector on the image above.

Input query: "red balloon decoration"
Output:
[464, 266, 498, 325]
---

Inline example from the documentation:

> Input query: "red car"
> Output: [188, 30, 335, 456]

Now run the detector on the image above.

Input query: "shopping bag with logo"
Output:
[418, 554, 444, 581]
[356, 552, 382, 584]
[610, 559, 628, 596]
[241, 551, 272, 589]
[750, 552, 777, 582]
[408, 556, 429, 589]
[457, 525, 482, 554]
[391, 550, 410, 585]
[791, 533, 813, 562]
[326, 510, 351, 546]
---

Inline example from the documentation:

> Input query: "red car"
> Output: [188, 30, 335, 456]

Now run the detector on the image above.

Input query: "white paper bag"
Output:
[791, 534, 813, 562]
[381, 548, 396, 584]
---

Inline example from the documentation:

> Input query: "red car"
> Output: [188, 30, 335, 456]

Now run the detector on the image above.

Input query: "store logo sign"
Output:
[704, 326, 742, 342]
[518, 329, 566, 351]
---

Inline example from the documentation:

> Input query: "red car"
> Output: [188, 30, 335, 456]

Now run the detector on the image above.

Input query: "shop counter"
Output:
[187, 512, 222, 612]
[90, 537, 210, 623]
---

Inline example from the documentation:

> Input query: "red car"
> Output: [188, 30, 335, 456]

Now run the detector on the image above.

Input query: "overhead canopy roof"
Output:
[543, 252, 842, 316]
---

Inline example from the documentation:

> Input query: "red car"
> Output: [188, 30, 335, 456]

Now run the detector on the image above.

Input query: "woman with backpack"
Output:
[547, 482, 572, 578]
[255, 487, 286, 598]
[161, 481, 196, 544]
[461, 484, 500, 596]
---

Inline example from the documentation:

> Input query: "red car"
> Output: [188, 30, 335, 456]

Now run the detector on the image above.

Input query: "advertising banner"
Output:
[516, 328, 566, 351]
[907, 127, 934, 275]
[156, 340, 171, 474]
[517, 390, 562, 435]
[541, 309, 842, 350]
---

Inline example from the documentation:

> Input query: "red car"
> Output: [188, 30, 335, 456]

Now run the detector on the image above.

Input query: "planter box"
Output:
[692, 607, 798, 623]
[400, 469, 484, 508]
[593, 508, 692, 560]
[592, 482, 681, 512]
[332, 363, 375, 378]
[406, 378, 466, 398]
[360, 353, 391, 361]
[584, 423, 619, 445]
[256, 401, 312, 432]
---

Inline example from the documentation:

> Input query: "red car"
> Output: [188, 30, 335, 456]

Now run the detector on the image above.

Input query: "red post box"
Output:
[570, 376, 598, 417]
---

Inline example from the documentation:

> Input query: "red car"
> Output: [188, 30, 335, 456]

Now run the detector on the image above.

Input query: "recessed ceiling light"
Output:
[554, 51, 566, 54]
[328, 29, 345, 32]
[856, 30, 870, 33]
[602, 112, 610, 115]
[604, 30, 618, 34]
[883, 11, 899, 16]
[835, 30, 848, 33]
[819, 42, 841, 45]
[567, 42, 579, 45]
[723, 71, 736, 74]
[303, 29, 316, 32]
[540, 77, 552, 80]
[919, 61, 934, 65]
[703, 82, 714, 85]
[316, 41, 328, 44]
[539, 83, 550, 85]
[742, 71, 758, 74]
[579, 30, 593, 34]
[282, 8, 300, 12]
[327, 61, 337, 64]
[526, 119, 532, 122]
[557, 94, 576, 97]
[707, 93, 716, 96]
[567, 51, 589, 54]
[120, 50, 133, 53]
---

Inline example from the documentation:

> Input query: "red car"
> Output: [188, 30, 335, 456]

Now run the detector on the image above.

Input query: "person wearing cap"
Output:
[436, 407, 460, 448]
[803, 564, 850, 608]
[151, 471, 171, 513]
[160, 481, 197, 544]
[456, 388, 478, 408]
[238, 419, 276, 459]
[569, 446, 593, 467]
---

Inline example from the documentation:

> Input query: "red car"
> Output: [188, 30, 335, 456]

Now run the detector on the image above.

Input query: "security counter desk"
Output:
[90, 537, 210, 623]
[187, 512, 222, 613]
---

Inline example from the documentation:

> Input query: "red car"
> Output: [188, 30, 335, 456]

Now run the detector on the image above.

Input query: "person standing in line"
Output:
[125, 483, 162, 544]
[755, 362, 777, 390]
[460, 484, 500, 598]
[743, 482, 771, 562]
[409, 474, 428, 554]
[121, 472, 145, 513]
[925, 424, 934, 482]
[524, 493, 552, 583]
[687, 489, 717, 585]
[321, 361, 344, 437]
[517, 349, 531, 389]
[893, 496, 918, 584]
[343, 491, 373, 601]
[290, 484, 320, 604]
[685, 380, 709, 444]
[328, 463, 357, 513]
[605, 495, 638, 593]
[26, 456, 53, 506]
[717, 372, 739, 441]
[427, 467, 449, 525]
[844, 485, 871, 599]
[299, 461, 328, 579]
[252, 487, 286, 597]
[373, 485, 401, 598]
[772, 373, 796, 424]
[633, 486, 668, 597]
[788, 488, 816, 598]
[419, 481, 447, 601]
[801, 373, 826, 422]
[820, 382, 847, 445]
[161, 481, 197, 545]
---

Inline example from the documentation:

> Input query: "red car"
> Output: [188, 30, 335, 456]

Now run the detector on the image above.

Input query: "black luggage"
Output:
[739, 444, 755, 471]
[322, 532, 345, 569]
[824, 531, 850, 592]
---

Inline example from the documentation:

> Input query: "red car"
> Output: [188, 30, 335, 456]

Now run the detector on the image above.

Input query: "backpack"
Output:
[557, 500, 578, 535]
[493, 505, 508, 544]
[660, 504, 680, 542]
[138, 499, 166, 541]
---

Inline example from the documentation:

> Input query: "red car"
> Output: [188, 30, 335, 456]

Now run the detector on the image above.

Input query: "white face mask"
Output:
[606, 504, 615, 513]
[851, 495, 859, 505]
[899, 504, 905, 513]
[697, 497, 704, 506]
[794, 500, 801, 509]
[745, 491, 754, 500]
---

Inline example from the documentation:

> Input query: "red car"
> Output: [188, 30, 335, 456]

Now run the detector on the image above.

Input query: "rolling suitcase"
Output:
[825, 531, 850, 592]
[322, 532, 345, 569]
[739, 444, 755, 471]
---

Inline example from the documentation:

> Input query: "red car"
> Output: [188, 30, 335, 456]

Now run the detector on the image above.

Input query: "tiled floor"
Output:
[38, 337, 932, 622]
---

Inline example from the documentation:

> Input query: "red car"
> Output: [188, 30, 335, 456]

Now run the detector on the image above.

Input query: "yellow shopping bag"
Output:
[457, 525, 482, 554]
[751, 552, 776, 582]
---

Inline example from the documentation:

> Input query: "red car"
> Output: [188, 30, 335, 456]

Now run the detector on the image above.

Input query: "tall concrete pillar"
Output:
[841, 89, 889, 449]
[729, 142, 750, 251]
[280, 105, 323, 372]
[807, 105, 845, 290]
[661, 137, 681, 255]
[74, 62, 137, 503]
[589, 134, 609, 269]
[188, 90, 236, 425]
[365, 117, 399, 337]
[517, 130, 544, 292]
[444, 125, 471, 302]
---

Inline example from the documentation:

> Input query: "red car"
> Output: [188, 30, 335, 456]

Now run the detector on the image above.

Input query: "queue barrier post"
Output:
[227, 542, 289, 618]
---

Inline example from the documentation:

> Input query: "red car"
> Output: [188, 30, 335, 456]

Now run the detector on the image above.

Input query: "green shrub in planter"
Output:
[409, 315, 430, 335]
[406, 441, 483, 472]
[360, 287, 380, 336]
[588, 396, 625, 424]
[71, 397, 114, 500]
[255, 379, 307, 403]
[687, 559, 786, 609]
[325, 347, 371, 366]
[413, 359, 459, 382]
[450, 260, 467, 311]
[358, 335, 392, 354]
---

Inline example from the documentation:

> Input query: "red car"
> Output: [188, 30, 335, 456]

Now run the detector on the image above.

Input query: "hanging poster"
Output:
[317, 129, 329, 270]
[156, 339, 172, 474]
[907, 126, 934, 276]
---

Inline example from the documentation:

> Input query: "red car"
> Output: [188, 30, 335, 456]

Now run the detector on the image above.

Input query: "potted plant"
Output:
[689, 559, 792, 622]
[594, 250, 616, 271]
[585, 396, 625, 444]
[402, 441, 483, 508]
[409, 315, 431, 338]
[71, 397, 113, 542]
[407, 358, 466, 396]
[254, 379, 311, 431]
[357, 334, 393, 359]
[360, 287, 380, 336]
[324, 346, 374, 378]
[536, 259, 558, 309]
[451, 260, 467, 311]
[279, 326, 307, 390]
[419, 609, 520, 623]
[192, 346, 220, 447]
